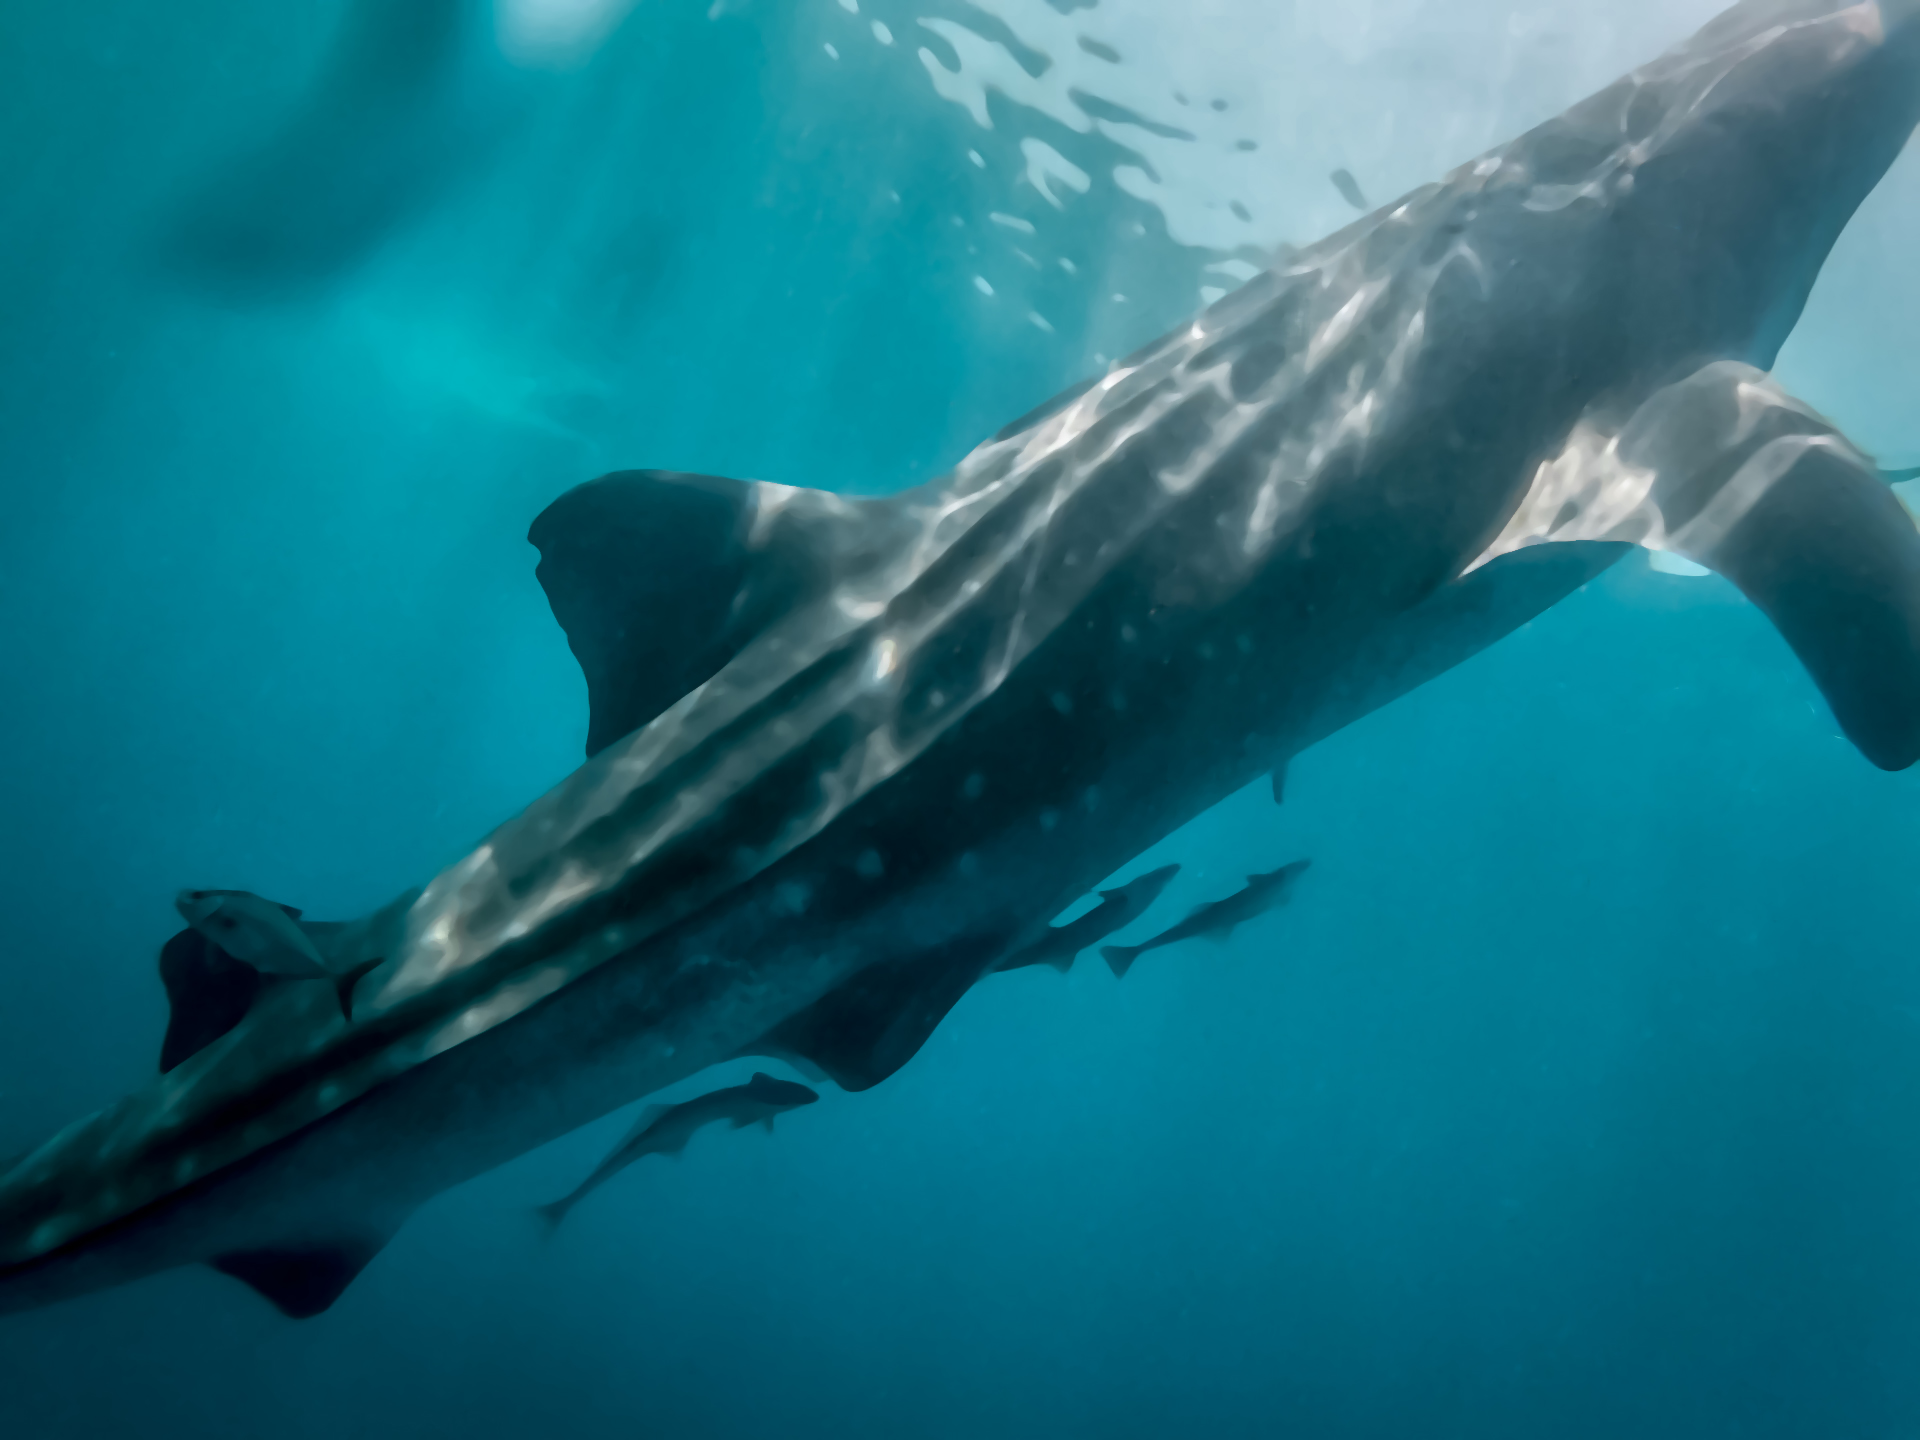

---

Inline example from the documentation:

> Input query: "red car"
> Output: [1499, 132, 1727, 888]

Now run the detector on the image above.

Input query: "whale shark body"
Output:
[5, 0, 1920, 1319]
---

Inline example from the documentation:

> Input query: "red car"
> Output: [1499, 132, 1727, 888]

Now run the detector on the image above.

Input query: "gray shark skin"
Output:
[997, 864, 1182, 974]
[6, 0, 1920, 1320]
[1101, 861, 1312, 980]
[534, 1072, 819, 1233]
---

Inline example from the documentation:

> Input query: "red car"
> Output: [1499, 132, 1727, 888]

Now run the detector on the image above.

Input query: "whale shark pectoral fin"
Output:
[208, 1218, 401, 1319]
[1690, 441, 1920, 769]
[1623, 364, 1920, 771]
[748, 933, 1005, 1091]
[157, 929, 261, 1073]
[529, 469, 912, 757]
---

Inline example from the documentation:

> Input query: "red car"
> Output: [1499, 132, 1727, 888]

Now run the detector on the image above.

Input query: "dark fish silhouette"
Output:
[1330, 167, 1369, 210]
[534, 1073, 818, 1231]
[160, 0, 516, 299]
[1102, 860, 1310, 978]
[996, 865, 1180, 974]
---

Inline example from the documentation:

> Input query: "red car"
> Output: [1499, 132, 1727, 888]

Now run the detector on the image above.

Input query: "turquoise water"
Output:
[4, 1, 1920, 1434]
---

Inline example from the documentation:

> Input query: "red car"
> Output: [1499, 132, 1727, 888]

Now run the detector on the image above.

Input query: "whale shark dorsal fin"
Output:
[529, 469, 910, 757]
[208, 1221, 399, 1318]
[530, 470, 753, 758]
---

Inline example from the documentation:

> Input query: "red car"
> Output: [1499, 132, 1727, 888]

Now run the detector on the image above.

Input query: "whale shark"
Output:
[5, 0, 1920, 1320]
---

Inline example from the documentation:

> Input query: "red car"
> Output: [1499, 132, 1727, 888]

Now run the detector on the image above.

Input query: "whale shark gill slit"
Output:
[1300, 540, 1634, 750]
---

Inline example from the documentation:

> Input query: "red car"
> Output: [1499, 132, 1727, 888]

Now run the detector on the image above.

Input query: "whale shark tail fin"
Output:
[529, 469, 913, 758]
[1624, 365, 1920, 771]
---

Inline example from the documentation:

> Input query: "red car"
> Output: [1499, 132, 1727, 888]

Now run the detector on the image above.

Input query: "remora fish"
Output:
[173, 890, 331, 979]
[534, 1072, 818, 1232]
[1101, 861, 1311, 979]
[159, 891, 388, 1066]
[7, 0, 1920, 1320]
[996, 865, 1181, 974]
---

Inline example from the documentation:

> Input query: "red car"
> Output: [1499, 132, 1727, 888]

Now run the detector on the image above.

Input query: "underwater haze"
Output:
[5, 0, 1920, 1435]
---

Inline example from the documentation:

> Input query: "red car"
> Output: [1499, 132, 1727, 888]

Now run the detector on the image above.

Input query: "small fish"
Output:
[172, 889, 381, 1021]
[996, 865, 1181, 974]
[535, 1072, 818, 1231]
[175, 890, 329, 978]
[1330, 168, 1370, 211]
[1101, 859, 1311, 978]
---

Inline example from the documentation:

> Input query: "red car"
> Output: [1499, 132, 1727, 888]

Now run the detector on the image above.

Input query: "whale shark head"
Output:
[1499, 0, 1920, 373]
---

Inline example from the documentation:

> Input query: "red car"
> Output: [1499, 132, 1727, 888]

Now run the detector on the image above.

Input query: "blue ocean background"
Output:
[5, 0, 1920, 1434]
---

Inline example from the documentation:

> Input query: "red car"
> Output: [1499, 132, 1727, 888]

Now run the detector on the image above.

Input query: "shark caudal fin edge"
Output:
[529, 469, 910, 757]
